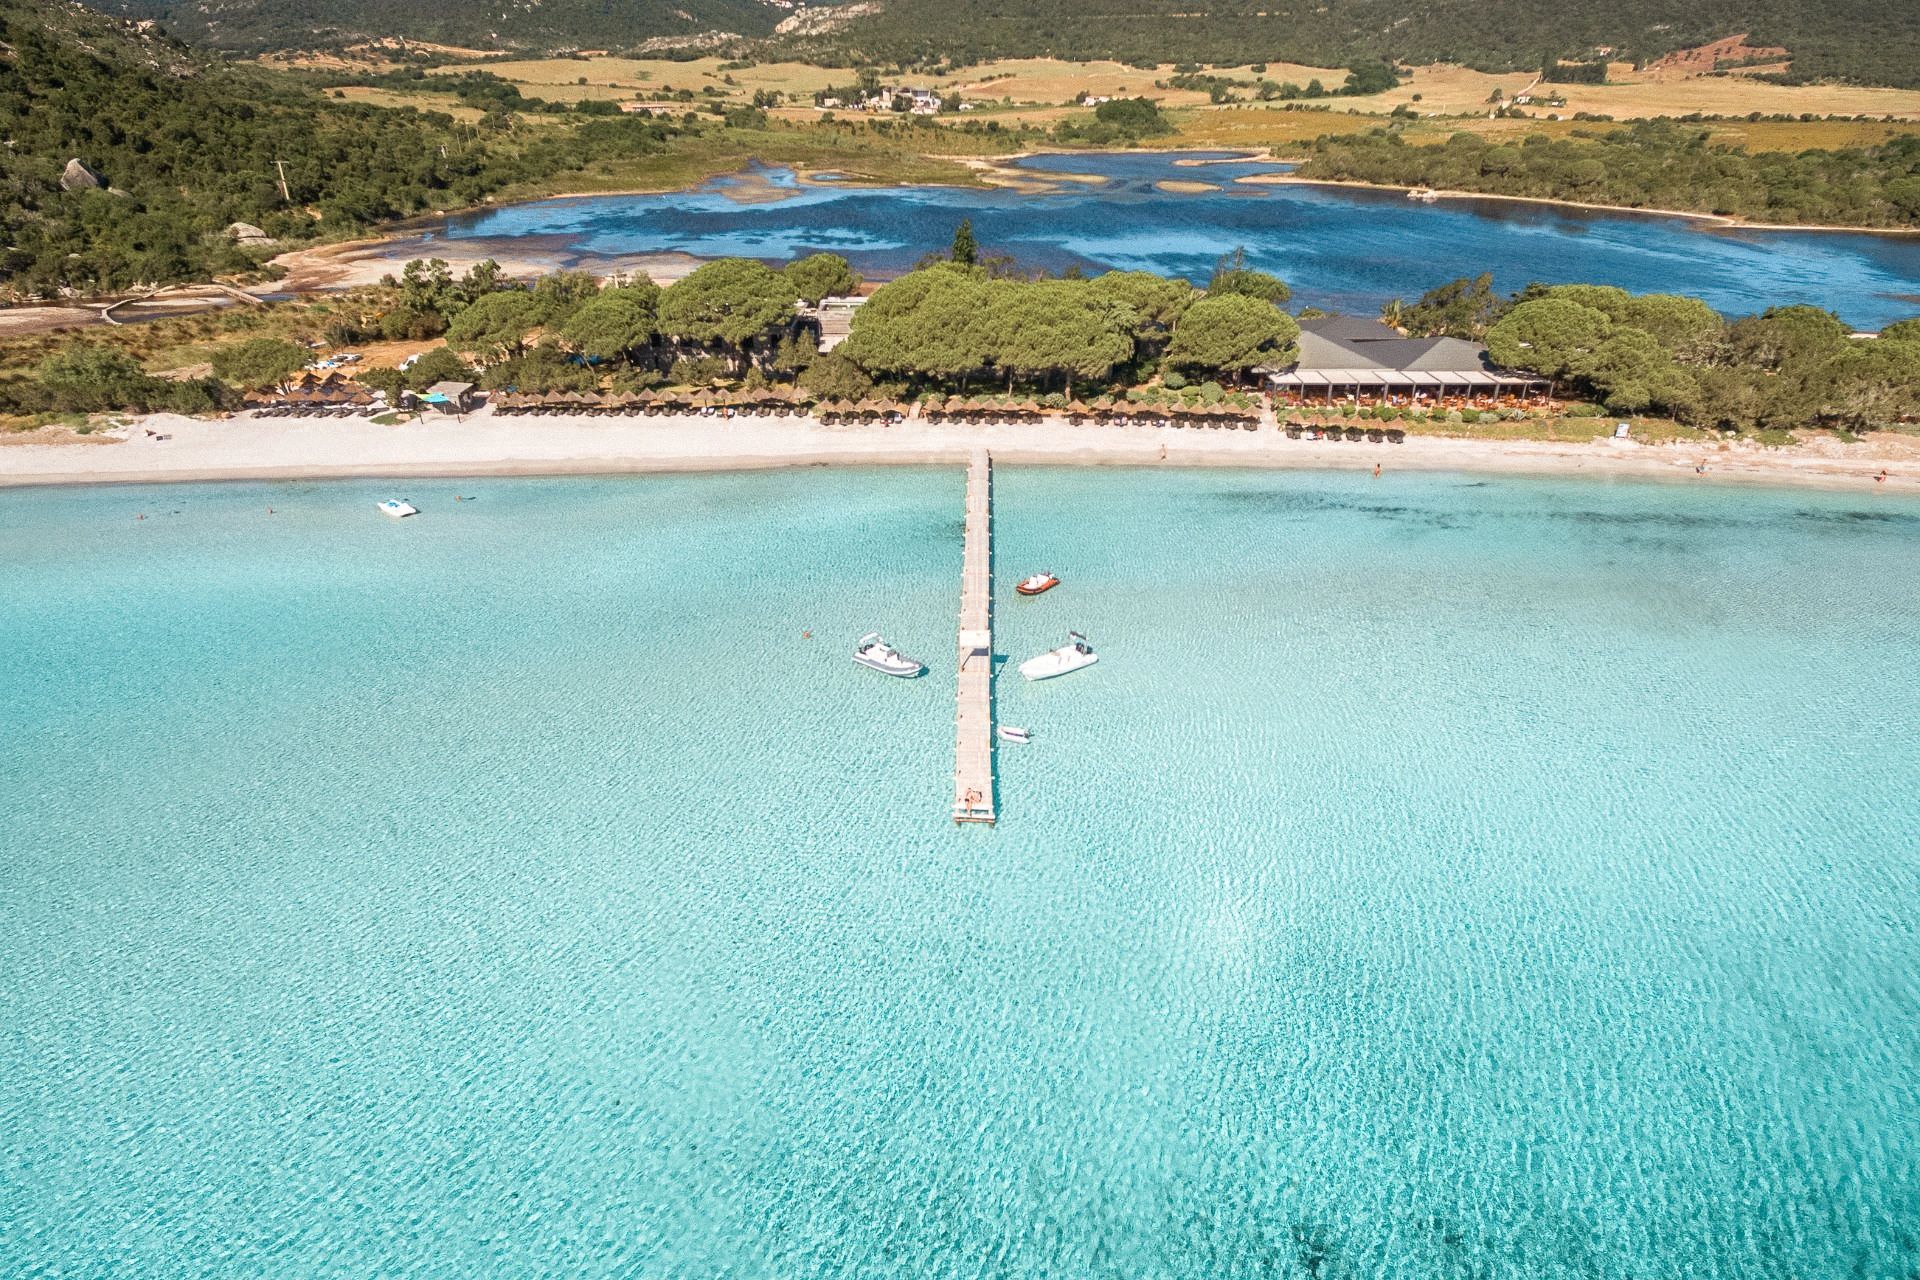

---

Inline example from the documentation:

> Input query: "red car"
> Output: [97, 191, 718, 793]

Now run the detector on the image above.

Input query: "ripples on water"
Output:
[390, 151, 1920, 327]
[2, 468, 1918, 1276]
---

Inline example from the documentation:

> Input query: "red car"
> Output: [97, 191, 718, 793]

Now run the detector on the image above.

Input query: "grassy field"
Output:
[325, 85, 489, 122]
[485, 123, 999, 201]
[1368, 62, 1920, 121]
[420, 55, 1300, 112]
[1163, 105, 1920, 156]
[379, 53, 1920, 126]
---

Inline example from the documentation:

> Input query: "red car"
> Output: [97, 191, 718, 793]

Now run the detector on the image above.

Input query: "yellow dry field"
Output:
[1699, 118, 1920, 150]
[936, 58, 1338, 108]
[326, 86, 488, 122]
[353, 52, 1920, 142]
[418, 55, 1350, 114]
[1172, 104, 1920, 155]
[421, 53, 1920, 127]
[1168, 107, 1401, 152]
[429, 57, 848, 104]
[263, 41, 497, 74]
[1361, 62, 1920, 122]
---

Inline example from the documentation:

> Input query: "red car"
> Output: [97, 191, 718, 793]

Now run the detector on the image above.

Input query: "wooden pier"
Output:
[953, 451, 996, 824]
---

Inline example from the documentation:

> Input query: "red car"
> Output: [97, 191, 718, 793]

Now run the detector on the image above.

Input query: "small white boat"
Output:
[1407, 187, 1439, 203]
[997, 726, 1032, 745]
[1019, 631, 1098, 681]
[852, 631, 925, 678]
[377, 499, 418, 519]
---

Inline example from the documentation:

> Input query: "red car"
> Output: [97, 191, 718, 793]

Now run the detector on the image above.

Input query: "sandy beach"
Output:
[3, 408, 1914, 493]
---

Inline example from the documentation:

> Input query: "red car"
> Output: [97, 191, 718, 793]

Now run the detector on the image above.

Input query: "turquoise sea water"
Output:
[3, 468, 1919, 1277]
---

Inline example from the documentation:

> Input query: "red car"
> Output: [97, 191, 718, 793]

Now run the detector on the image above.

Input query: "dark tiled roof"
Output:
[1298, 315, 1403, 343]
[1289, 318, 1496, 374]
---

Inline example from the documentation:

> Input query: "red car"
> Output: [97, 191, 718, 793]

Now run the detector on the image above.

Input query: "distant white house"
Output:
[801, 295, 867, 352]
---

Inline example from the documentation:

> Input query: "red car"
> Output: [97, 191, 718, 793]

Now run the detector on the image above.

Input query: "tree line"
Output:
[10, 240, 1918, 436]
[368, 242, 1302, 402]
[1296, 124, 1920, 229]
[1395, 273, 1920, 432]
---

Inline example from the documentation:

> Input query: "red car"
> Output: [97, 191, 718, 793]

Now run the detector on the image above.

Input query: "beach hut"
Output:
[422, 381, 476, 413]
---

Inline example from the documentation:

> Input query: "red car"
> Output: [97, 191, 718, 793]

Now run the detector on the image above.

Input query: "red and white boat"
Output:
[1015, 571, 1060, 597]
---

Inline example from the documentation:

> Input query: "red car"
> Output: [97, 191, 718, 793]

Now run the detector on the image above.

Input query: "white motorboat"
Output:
[997, 726, 1032, 744]
[377, 499, 418, 519]
[1407, 187, 1439, 203]
[852, 632, 925, 677]
[1019, 631, 1098, 681]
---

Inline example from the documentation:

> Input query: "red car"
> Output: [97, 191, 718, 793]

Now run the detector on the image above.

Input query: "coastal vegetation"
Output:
[1393, 274, 1920, 431]
[8, 241, 1917, 441]
[1296, 124, 1920, 227]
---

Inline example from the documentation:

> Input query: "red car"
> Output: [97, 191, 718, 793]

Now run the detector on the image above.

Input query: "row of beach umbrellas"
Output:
[491, 389, 811, 416]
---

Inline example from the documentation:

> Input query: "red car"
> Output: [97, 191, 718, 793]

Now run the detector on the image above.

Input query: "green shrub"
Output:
[668, 355, 731, 385]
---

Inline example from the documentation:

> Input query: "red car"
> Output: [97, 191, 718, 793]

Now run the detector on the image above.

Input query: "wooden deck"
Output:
[953, 451, 996, 824]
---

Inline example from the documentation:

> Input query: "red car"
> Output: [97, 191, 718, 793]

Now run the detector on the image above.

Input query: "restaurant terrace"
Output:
[1260, 317, 1551, 407]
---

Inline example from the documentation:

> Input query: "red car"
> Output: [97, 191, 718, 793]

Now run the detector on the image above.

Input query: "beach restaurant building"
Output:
[1260, 316, 1550, 406]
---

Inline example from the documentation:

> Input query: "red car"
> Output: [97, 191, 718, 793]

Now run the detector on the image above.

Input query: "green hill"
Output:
[793, 0, 1920, 88]
[93, 0, 787, 53]
[0, 0, 676, 295]
[101, 0, 1920, 88]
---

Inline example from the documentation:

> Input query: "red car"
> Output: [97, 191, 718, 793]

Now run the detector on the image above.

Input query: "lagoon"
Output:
[3, 467, 1919, 1276]
[391, 151, 1920, 328]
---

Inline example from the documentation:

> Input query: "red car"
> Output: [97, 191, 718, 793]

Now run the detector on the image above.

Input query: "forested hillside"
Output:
[0, 0, 676, 295]
[1297, 126, 1920, 229]
[94, 0, 786, 53]
[93, 0, 1920, 87]
[794, 0, 1920, 87]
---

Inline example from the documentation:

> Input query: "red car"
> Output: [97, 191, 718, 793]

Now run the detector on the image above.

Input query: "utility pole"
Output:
[273, 159, 290, 204]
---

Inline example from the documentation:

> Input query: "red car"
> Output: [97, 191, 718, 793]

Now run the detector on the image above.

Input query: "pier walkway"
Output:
[953, 451, 996, 824]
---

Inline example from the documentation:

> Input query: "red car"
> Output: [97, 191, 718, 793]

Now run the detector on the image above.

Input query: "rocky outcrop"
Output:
[60, 158, 106, 192]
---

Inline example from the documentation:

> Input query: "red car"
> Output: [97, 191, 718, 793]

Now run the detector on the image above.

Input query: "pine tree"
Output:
[950, 219, 978, 267]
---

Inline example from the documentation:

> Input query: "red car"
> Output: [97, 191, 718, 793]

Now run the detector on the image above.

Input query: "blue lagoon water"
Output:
[4, 468, 1920, 1276]
[396, 152, 1920, 327]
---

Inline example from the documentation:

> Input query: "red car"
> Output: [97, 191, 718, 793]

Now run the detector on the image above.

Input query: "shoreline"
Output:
[4, 410, 1914, 495]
